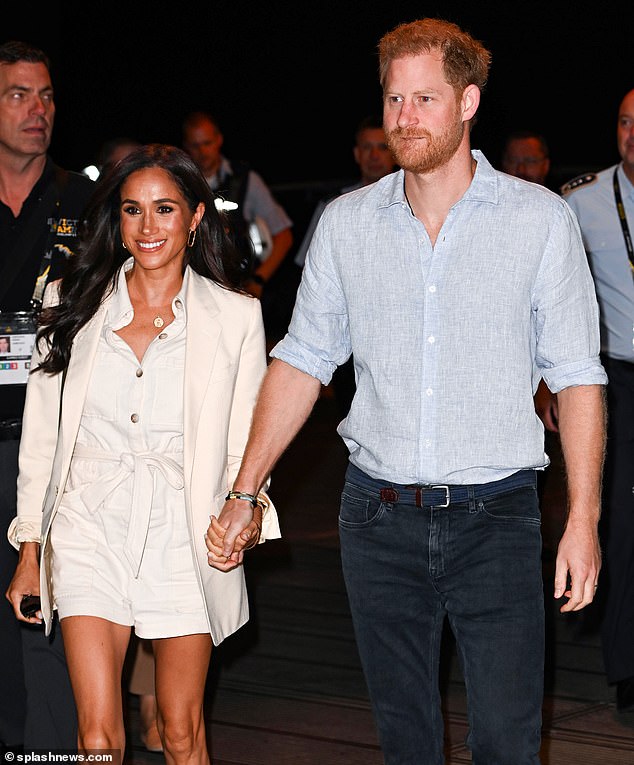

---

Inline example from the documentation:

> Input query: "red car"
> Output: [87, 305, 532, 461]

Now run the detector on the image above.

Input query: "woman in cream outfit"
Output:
[6, 144, 280, 763]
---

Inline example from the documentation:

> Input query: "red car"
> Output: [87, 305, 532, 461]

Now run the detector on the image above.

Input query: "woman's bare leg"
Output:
[153, 633, 212, 765]
[61, 616, 131, 762]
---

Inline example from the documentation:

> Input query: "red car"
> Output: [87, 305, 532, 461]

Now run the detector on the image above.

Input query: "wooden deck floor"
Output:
[124, 396, 634, 764]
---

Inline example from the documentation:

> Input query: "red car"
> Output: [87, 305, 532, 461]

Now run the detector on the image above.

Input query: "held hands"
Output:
[205, 497, 263, 571]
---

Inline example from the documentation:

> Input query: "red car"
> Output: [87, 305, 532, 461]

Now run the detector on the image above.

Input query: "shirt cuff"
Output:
[7, 516, 42, 550]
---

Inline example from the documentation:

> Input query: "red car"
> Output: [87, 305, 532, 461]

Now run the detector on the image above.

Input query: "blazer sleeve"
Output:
[7, 281, 63, 548]
[226, 296, 280, 541]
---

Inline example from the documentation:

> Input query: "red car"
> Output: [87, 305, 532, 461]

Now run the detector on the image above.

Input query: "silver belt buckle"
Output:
[431, 485, 450, 508]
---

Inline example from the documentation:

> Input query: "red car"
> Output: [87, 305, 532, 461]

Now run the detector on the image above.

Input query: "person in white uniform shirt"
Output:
[562, 89, 634, 713]
[5, 144, 280, 761]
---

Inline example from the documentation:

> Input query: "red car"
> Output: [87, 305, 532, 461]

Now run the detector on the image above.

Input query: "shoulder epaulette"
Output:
[560, 173, 598, 195]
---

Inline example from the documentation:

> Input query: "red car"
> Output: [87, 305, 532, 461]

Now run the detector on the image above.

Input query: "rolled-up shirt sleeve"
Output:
[271, 203, 350, 385]
[533, 199, 607, 393]
[7, 515, 41, 549]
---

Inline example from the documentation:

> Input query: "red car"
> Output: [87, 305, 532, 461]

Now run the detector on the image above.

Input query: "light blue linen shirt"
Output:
[271, 150, 607, 485]
[563, 163, 634, 362]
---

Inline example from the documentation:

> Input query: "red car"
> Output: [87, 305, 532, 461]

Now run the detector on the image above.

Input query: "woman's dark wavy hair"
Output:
[36, 143, 247, 375]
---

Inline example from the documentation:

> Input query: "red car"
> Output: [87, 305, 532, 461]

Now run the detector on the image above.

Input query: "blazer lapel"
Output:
[184, 271, 222, 480]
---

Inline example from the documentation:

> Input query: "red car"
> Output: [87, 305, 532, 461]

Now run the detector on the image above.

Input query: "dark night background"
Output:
[4, 1, 634, 188]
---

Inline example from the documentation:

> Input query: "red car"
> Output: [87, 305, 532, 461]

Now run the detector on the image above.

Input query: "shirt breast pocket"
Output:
[81, 349, 128, 423]
[150, 355, 185, 425]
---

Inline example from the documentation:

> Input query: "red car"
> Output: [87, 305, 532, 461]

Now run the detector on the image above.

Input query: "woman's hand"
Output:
[5, 542, 43, 623]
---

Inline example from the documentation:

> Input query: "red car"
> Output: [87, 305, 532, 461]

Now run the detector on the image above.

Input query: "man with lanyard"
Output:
[0, 41, 94, 751]
[562, 88, 634, 714]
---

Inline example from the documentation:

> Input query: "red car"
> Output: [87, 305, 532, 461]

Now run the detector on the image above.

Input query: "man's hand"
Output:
[554, 384, 605, 612]
[205, 500, 262, 571]
[554, 515, 601, 612]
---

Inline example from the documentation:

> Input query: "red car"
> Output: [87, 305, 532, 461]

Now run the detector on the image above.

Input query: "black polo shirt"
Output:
[0, 158, 94, 420]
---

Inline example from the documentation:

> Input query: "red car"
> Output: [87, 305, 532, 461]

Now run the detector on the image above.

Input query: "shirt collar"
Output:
[107, 257, 190, 331]
[377, 149, 500, 211]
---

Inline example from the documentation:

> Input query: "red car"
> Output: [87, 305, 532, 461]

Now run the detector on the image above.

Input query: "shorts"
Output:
[50, 477, 209, 639]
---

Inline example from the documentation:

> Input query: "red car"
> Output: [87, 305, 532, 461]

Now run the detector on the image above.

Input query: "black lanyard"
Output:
[613, 167, 634, 273]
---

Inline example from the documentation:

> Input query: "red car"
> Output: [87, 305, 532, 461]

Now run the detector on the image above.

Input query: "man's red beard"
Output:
[386, 117, 465, 174]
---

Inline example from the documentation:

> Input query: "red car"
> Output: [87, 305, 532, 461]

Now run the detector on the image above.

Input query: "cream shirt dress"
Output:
[50, 268, 208, 638]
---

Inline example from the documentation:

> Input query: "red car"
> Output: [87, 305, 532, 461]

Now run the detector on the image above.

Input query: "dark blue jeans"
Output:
[339, 463, 544, 765]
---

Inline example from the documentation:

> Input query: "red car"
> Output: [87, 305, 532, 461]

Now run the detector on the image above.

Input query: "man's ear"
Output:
[461, 84, 481, 123]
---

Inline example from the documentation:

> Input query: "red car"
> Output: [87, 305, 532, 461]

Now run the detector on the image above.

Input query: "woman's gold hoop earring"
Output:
[122, 241, 128, 250]
[187, 229, 197, 248]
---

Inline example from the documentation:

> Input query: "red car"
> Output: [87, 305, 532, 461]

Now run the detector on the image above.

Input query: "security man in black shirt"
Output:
[0, 41, 94, 752]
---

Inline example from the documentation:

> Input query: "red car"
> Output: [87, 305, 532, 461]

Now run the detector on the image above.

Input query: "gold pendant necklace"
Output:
[153, 316, 165, 328]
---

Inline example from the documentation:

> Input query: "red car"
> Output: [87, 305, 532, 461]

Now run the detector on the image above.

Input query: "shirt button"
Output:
[135, 368, 143, 378]
[429, 285, 436, 293]
[427, 336, 435, 344]
[158, 332, 167, 340]
[425, 439, 432, 448]
[130, 413, 139, 423]
[175, 299, 183, 309]
[426, 388, 433, 396]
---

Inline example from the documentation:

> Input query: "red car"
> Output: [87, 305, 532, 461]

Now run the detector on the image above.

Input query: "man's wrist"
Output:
[226, 489, 268, 511]
[227, 490, 266, 508]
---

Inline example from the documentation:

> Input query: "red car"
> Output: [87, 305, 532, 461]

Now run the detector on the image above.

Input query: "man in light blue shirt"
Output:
[562, 88, 634, 713]
[210, 18, 607, 765]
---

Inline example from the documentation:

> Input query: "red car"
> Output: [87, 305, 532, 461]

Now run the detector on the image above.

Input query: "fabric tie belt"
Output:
[73, 445, 185, 577]
[346, 463, 536, 508]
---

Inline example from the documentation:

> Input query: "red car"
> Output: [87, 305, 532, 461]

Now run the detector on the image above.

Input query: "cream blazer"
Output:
[8, 267, 280, 643]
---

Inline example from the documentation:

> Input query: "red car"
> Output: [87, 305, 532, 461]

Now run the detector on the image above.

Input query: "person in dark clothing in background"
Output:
[182, 111, 293, 346]
[0, 40, 94, 751]
[294, 115, 397, 418]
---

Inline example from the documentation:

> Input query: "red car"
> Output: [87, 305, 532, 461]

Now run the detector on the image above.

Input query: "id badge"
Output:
[0, 312, 38, 386]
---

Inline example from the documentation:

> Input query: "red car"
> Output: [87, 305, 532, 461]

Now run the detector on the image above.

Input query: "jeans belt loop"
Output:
[379, 487, 399, 503]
